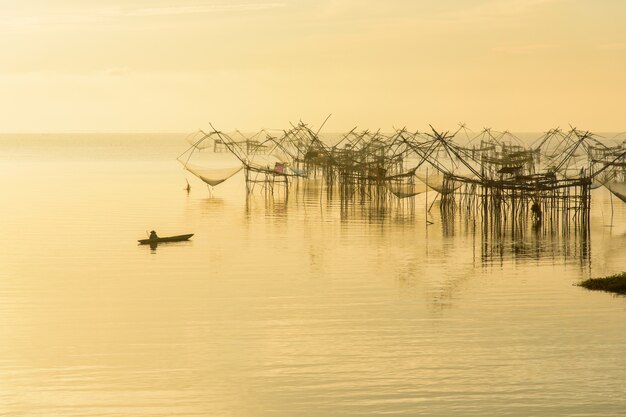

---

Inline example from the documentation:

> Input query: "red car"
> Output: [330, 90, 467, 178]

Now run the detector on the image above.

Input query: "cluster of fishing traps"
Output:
[177, 121, 626, 228]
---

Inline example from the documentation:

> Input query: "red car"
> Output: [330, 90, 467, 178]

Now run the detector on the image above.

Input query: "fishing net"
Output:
[414, 171, 461, 195]
[605, 180, 626, 203]
[387, 179, 429, 198]
[179, 160, 243, 187]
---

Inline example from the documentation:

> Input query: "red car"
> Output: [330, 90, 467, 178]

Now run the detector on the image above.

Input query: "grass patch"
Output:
[578, 272, 626, 295]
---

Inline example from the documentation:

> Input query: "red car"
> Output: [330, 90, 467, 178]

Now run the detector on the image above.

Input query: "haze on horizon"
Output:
[0, 0, 624, 133]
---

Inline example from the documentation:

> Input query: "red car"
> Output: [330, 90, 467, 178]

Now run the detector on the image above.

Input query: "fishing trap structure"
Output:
[177, 121, 626, 230]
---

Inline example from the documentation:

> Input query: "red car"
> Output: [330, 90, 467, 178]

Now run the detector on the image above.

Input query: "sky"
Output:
[0, 0, 624, 132]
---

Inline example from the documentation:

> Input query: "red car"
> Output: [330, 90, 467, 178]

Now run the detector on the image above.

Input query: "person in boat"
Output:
[149, 230, 159, 240]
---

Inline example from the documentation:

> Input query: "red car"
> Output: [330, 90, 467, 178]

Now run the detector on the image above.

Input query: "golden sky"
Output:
[0, 0, 624, 132]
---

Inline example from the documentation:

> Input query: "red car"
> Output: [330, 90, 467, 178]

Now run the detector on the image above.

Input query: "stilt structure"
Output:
[178, 123, 625, 233]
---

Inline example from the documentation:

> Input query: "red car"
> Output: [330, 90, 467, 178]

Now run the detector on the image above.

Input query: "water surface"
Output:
[0, 134, 625, 416]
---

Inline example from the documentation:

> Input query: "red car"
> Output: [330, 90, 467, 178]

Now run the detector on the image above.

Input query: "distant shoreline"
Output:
[0, 129, 625, 136]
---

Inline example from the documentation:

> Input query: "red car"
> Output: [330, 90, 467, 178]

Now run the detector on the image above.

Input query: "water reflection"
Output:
[437, 196, 591, 266]
[141, 240, 195, 253]
[139, 239, 195, 254]
[238, 183, 596, 274]
[290, 188, 594, 268]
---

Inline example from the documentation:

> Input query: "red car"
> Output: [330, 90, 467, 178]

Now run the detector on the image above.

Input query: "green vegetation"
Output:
[578, 272, 626, 295]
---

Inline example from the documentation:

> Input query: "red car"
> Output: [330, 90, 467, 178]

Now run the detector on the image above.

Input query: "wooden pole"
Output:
[425, 166, 428, 225]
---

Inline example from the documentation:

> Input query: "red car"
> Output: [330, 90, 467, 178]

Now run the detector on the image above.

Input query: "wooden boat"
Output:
[138, 234, 194, 245]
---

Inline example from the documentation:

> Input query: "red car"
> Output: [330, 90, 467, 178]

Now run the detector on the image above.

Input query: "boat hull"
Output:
[138, 234, 194, 245]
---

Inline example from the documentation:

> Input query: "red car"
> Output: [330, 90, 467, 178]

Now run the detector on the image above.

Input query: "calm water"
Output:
[0, 134, 625, 417]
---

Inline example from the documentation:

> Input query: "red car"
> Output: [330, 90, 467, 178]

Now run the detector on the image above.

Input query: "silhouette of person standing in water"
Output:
[531, 202, 542, 225]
